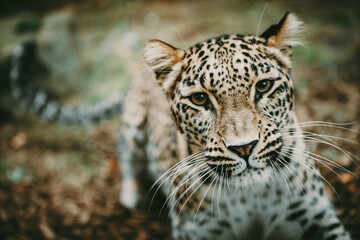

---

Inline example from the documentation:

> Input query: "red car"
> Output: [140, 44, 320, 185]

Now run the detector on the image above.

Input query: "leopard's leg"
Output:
[315, 210, 351, 240]
[285, 184, 351, 240]
[118, 121, 155, 210]
[300, 202, 350, 240]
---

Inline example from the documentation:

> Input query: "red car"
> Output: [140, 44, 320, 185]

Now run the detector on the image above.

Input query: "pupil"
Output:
[257, 81, 268, 90]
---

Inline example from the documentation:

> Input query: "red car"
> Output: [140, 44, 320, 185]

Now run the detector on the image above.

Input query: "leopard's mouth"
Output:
[206, 161, 234, 178]
[205, 157, 258, 178]
[205, 149, 281, 178]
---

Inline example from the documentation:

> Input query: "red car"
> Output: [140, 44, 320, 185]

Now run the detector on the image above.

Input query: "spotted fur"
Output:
[11, 13, 351, 240]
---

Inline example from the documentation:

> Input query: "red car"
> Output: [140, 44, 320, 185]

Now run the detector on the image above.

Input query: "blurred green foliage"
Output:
[293, 45, 338, 65]
[326, 11, 353, 27]
[14, 16, 42, 34]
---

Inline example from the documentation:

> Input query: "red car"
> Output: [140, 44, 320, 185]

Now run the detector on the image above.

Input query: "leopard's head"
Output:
[143, 13, 303, 186]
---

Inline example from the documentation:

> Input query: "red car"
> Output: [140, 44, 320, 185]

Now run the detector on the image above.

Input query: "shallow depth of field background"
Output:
[0, 0, 359, 239]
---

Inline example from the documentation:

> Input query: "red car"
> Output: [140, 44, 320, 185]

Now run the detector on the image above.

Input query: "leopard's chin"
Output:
[230, 166, 275, 192]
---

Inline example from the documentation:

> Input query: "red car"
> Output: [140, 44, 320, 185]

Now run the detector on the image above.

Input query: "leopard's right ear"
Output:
[143, 40, 185, 92]
[261, 13, 303, 50]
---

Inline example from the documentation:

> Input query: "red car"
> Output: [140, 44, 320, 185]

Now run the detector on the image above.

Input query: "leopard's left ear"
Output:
[261, 12, 303, 56]
[143, 40, 185, 93]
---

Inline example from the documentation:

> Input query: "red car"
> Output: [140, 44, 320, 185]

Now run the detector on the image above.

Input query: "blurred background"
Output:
[0, 0, 359, 239]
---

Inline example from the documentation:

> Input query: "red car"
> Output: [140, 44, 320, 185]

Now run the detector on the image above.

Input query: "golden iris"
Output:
[255, 80, 272, 93]
[190, 92, 208, 106]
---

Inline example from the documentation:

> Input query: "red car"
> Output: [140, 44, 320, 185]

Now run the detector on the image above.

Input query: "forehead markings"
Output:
[180, 36, 287, 100]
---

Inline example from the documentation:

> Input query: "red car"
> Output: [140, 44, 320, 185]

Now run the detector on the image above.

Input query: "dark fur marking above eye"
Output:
[240, 44, 251, 50]
[251, 64, 258, 76]
[183, 77, 195, 87]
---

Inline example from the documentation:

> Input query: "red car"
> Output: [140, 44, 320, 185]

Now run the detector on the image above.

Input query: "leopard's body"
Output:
[10, 13, 351, 240]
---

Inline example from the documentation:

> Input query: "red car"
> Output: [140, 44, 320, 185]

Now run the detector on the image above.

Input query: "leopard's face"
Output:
[143, 13, 302, 186]
[170, 35, 295, 184]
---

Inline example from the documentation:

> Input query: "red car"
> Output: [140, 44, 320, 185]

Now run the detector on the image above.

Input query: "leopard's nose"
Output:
[227, 140, 259, 161]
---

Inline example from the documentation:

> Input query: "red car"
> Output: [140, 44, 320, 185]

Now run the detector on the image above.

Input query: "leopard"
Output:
[10, 12, 351, 240]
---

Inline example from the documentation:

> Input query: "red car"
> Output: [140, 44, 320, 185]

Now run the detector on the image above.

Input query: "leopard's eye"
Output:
[190, 92, 208, 106]
[255, 80, 273, 93]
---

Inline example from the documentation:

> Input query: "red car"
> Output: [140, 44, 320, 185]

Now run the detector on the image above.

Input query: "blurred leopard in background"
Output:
[11, 13, 351, 240]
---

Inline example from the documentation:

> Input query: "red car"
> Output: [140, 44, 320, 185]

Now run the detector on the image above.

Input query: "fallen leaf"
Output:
[10, 132, 27, 149]
[340, 173, 355, 184]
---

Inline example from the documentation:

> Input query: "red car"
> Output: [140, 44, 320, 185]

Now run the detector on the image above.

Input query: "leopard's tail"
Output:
[10, 40, 125, 127]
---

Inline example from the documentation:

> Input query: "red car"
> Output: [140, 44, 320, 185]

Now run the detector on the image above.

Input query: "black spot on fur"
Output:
[286, 209, 307, 221]
[302, 224, 320, 239]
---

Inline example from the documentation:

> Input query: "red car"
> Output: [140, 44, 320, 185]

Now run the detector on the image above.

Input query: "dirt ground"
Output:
[0, 0, 359, 239]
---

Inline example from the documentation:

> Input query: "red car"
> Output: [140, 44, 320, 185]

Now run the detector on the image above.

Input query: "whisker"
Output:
[217, 175, 223, 221]
[167, 161, 207, 205]
[159, 159, 206, 215]
[276, 150, 307, 196]
[282, 146, 344, 180]
[297, 137, 360, 166]
[149, 158, 199, 210]
[282, 130, 359, 145]
[173, 162, 207, 197]
[284, 121, 359, 134]
[270, 160, 293, 197]
[210, 172, 220, 219]
[193, 171, 217, 224]
[148, 151, 205, 203]
[282, 133, 360, 168]
[255, 2, 269, 44]
[150, 153, 199, 191]
[166, 21, 190, 51]
[176, 168, 213, 217]
[283, 146, 357, 177]
[280, 147, 343, 205]
[286, 121, 354, 127]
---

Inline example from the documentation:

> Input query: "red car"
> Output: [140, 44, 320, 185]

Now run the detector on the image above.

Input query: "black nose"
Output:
[227, 140, 259, 161]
